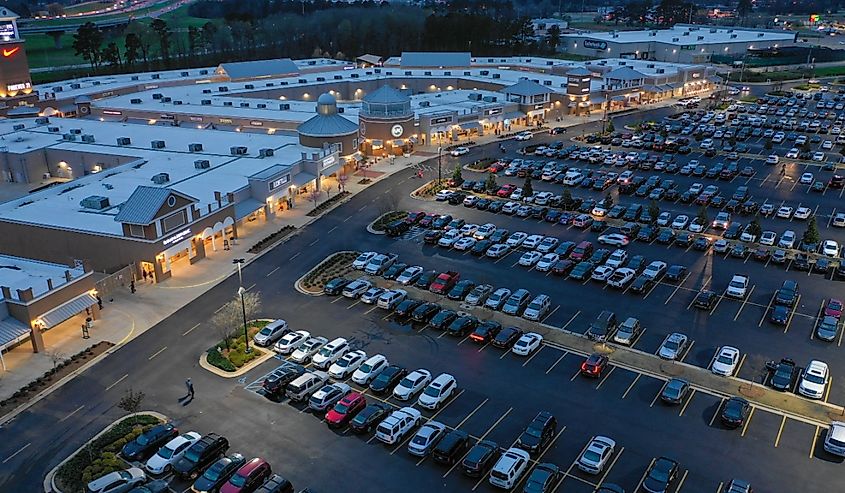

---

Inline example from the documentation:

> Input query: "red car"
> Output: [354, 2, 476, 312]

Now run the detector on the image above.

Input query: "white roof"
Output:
[564, 25, 795, 46]
[0, 255, 86, 300]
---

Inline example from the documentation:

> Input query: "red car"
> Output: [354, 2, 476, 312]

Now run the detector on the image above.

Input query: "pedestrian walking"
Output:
[97, 295, 103, 310]
[130, 280, 135, 294]
[186, 378, 194, 398]
[142, 269, 148, 282]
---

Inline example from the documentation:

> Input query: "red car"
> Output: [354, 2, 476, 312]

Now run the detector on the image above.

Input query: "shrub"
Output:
[206, 349, 236, 372]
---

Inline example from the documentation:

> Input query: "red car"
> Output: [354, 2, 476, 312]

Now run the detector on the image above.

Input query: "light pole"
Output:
[437, 146, 442, 185]
[238, 286, 250, 353]
[233, 258, 245, 286]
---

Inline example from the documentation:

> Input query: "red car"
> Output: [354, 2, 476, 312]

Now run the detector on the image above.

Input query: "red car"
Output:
[825, 298, 843, 319]
[418, 213, 439, 228]
[325, 392, 367, 428]
[429, 271, 459, 294]
[580, 353, 609, 377]
[220, 458, 271, 493]
[496, 184, 517, 198]
[405, 211, 425, 224]
[488, 162, 505, 173]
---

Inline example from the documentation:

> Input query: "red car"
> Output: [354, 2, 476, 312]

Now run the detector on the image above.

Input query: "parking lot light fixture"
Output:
[238, 286, 250, 353]
[233, 258, 245, 286]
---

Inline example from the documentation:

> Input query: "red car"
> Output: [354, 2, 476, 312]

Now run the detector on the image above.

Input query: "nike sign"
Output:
[3, 47, 19, 57]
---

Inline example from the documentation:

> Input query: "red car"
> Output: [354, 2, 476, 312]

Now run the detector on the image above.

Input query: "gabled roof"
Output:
[502, 79, 554, 97]
[605, 66, 646, 81]
[216, 59, 299, 80]
[0, 7, 19, 19]
[362, 85, 409, 104]
[566, 67, 593, 77]
[114, 186, 197, 225]
[400, 52, 471, 68]
[356, 54, 383, 65]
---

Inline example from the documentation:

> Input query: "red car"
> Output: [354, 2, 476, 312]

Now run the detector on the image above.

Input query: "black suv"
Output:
[255, 474, 294, 493]
[461, 440, 500, 477]
[121, 422, 178, 461]
[191, 453, 246, 493]
[516, 411, 557, 454]
[586, 311, 617, 342]
[774, 280, 798, 307]
[432, 430, 471, 465]
[173, 433, 229, 480]
[262, 364, 306, 399]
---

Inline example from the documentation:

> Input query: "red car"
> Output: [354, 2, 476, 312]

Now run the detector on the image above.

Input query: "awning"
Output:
[590, 95, 606, 104]
[35, 293, 97, 329]
[611, 95, 626, 102]
[641, 85, 662, 93]
[659, 84, 674, 92]
[502, 111, 525, 120]
[458, 121, 481, 130]
[0, 317, 30, 350]
[234, 198, 265, 220]
[667, 82, 683, 89]
[292, 172, 317, 188]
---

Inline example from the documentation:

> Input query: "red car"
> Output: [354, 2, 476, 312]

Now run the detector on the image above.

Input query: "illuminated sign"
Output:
[2, 46, 19, 57]
[269, 174, 290, 191]
[219, 118, 233, 124]
[484, 108, 502, 116]
[430, 116, 451, 125]
[162, 228, 191, 246]
[583, 39, 608, 50]
[102, 110, 123, 115]
[0, 22, 17, 40]
[322, 156, 336, 169]
[250, 120, 263, 126]
[159, 114, 174, 120]
[7, 82, 29, 92]
[189, 116, 203, 122]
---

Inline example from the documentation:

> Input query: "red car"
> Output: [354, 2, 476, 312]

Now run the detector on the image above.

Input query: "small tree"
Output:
[118, 388, 146, 424]
[696, 205, 709, 225]
[803, 216, 821, 245]
[308, 189, 321, 210]
[46, 349, 65, 369]
[561, 189, 573, 209]
[764, 140, 773, 151]
[451, 166, 463, 184]
[605, 119, 615, 134]
[648, 200, 660, 220]
[485, 172, 498, 193]
[522, 176, 534, 198]
[604, 192, 614, 209]
[748, 216, 762, 238]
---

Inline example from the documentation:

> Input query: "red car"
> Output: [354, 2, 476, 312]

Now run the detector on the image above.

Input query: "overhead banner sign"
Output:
[583, 39, 608, 50]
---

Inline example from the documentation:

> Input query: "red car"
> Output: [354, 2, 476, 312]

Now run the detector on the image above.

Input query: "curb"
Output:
[199, 319, 275, 378]
[44, 411, 168, 493]
[293, 250, 358, 297]
[366, 211, 404, 235]
[0, 346, 114, 428]
[409, 179, 438, 201]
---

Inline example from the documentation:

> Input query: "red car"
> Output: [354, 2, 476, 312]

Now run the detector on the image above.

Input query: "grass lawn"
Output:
[25, 34, 83, 69]
[160, 4, 211, 29]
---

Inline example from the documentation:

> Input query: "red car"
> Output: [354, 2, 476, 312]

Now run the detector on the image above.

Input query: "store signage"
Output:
[534, 103, 545, 110]
[269, 174, 290, 191]
[219, 118, 233, 124]
[160, 114, 174, 120]
[102, 110, 123, 115]
[484, 108, 502, 116]
[0, 21, 17, 40]
[250, 120, 263, 126]
[2, 46, 18, 57]
[189, 116, 203, 122]
[162, 228, 191, 246]
[322, 156, 336, 169]
[7, 82, 29, 91]
[583, 39, 608, 50]
[391, 124, 404, 137]
[430, 116, 451, 125]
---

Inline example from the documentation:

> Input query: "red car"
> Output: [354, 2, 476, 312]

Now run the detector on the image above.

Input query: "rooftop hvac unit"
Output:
[162, 97, 171, 103]
[70, 128, 82, 134]
[117, 137, 131, 146]
[480, 70, 489, 75]
[244, 84, 254, 89]
[151, 173, 169, 184]
[240, 103, 250, 108]
[544, 80, 552, 86]
[151, 140, 165, 149]
[223, 101, 233, 107]
[200, 69, 208, 75]
[53, 86, 63, 92]
[70, 83, 80, 89]
[334, 75, 342, 80]
[482, 96, 497, 102]
[419, 101, 430, 107]
[173, 100, 183, 105]
[280, 81, 288, 85]
[201, 99, 211, 105]
[298, 79, 307, 83]
[151, 74, 160, 79]
[48, 126, 59, 133]
[698, 36, 704, 41]
[757, 33, 765, 37]
[92, 81, 101, 86]
[657, 68, 665, 74]
[12, 124, 24, 131]
[280, 103, 290, 110]
[131, 76, 139, 81]
[266, 83, 274, 87]
[385, 71, 393, 75]
[218, 86, 229, 92]
[181, 71, 189, 77]
[647, 64, 655, 68]
[464, 71, 471, 76]
[188, 143, 203, 152]
[63, 133, 76, 141]
[81, 134, 95, 143]
[130, 98, 142, 104]
[672, 37, 679, 42]
[259, 148, 274, 157]
[649, 31, 657, 36]
[338, 107, 344, 113]
[316, 77, 325, 82]
[35, 117, 49, 124]
[468, 93, 482, 101]
[202, 89, 212, 94]
[351, 73, 359, 78]
[257, 103, 267, 109]
[194, 159, 210, 169]
[152, 93, 163, 99]
[492, 73, 500, 79]
[682, 32, 690, 36]
[730, 34, 737, 39]
[710, 28, 718, 33]
[80, 195, 110, 210]
[230, 146, 248, 155]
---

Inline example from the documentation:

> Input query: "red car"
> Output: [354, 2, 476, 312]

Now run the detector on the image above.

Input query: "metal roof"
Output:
[216, 59, 299, 80]
[35, 292, 97, 329]
[566, 67, 593, 76]
[400, 52, 471, 67]
[113, 186, 196, 225]
[356, 54, 383, 65]
[502, 79, 554, 97]
[297, 113, 358, 137]
[362, 85, 409, 104]
[605, 67, 646, 81]
[0, 316, 28, 351]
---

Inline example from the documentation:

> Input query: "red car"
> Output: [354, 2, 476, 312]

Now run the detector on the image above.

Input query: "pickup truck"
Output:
[364, 253, 398, 276]
[429, 271, 460, 294]
[726, 274, 749, 298]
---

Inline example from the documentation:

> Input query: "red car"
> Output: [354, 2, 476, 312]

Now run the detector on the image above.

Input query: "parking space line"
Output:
[346, 300, 362, 310]
[679, 389, 696, 416]
[633, 458, 655, 493]
[709, 398, 725, 427]
[650, 380, 668, 407]
[570, 367, 583, 382]
[784, 295, 801, 333]
[664, 273, 689, 305]
[679, 340, 695, 362]
[476, 340, 492, 352]
[740, 407, 756, 437]
[561, 310, 581, 331]
[545, 352, 567, 374]
[541, 305, 560, 323]
[390, 389, 466, 455]
[452, 397, 489, 430]
[522, 346, 544, 367]
[735, 353, 747, 376]
[622, 374, 641, 399]
[512, 426, 567, 492]
[595, 446, 624, 489]
[595, 366, 616, 390]
[759, 293, 777, 327]
[733, 286, 755, 321]
[674, 469, 689, 493]
[709, 290, 726, 315]
[811, 425, 820, 458]
[774, 415, 787, 447]
[443, 406, 513, 478]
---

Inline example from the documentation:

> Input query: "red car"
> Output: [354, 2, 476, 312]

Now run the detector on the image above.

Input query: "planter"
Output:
[368, 211, 405, 234]
[294, 251, 359, 295]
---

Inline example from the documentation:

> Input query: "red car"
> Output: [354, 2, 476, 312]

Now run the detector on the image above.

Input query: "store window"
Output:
[162, 210, 187, 233]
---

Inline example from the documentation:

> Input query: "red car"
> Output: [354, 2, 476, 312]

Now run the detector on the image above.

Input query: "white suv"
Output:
[417, 373, 457, 410]
[375, 407, 422, 444]
[726, 275, 748, 298]
[311, 337, 349, 369]
[489, 448, 530, 489]
[352, 354, 389, 385]
[798, 360, 829, 399]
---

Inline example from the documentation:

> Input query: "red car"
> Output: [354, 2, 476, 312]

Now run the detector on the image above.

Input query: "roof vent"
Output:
[257, 103, 267, 109]
[80, 195, 110, 210]
[194, 160, 210, 169]
[672, 37, 679, 42]
[230, 146, 248, 156]
[130, 98, 142, 104]
[70, 128, 82, 134]
[181, 71, 189, 77]
[188, 143, 203, 152]
[244, 84, 254, 89]
[151, 140, 165, 149]
[202, 89, 212, 94]
[151, 173, 169, 184]
[35, 117, 49, 124]
[81, 134, 95, 143]
[117, 137, 131, 146]
[419, 101, 431, 107]
[259, 148, 274, 158]
[757, 33, 765, 37]
[218, 86, 229, 92]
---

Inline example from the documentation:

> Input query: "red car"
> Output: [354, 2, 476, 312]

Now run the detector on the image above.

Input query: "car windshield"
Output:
[582, 450, 601, 463]
[665, 340, 679, 350]
[336, 358, 350, 368]
[830, 301, 843, 311]
[717, 354, 733, 364]
[184, 448, 201, 462]
[318, 347, 332, 357]
[650, 466, 669, 482]
[202, 462, 225, 481]
[136, 433, 152, 446]
[525, 427, 542, 438]
[259, 327, 273, 336]
[528, 302, 542, 310]
[399, 377, 414, 388]
[729, 280, 744, 288]
[805, 373, 826, 385]
[359, 363, 372, 373]
[228, 473, 247, 487]
[424, 386, 441, 397]
[158, 446, 176, 459]
[334, 402, 349, 414]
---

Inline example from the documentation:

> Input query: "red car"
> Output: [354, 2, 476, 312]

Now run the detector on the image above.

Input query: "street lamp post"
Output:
[437, 146, 442, 185]
[238, 286, 250, 353]
[233, 258, 245, 286]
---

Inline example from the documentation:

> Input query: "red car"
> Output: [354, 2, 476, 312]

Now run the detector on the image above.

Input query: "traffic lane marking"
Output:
[105, 374, 129, 392]
[182, 323, 200, 336]
[58, 405, 85, 423]
[148, 345, 168, 360]
[2, 442, 30, 464]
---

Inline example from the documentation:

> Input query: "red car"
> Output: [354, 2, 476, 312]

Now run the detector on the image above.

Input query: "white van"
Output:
[311, 337, 349, 369]
[562, 172, 584, 186]
[489, 448, 531, 489]
[285, 370, 329, 402]
[417, 373, 457, 410]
